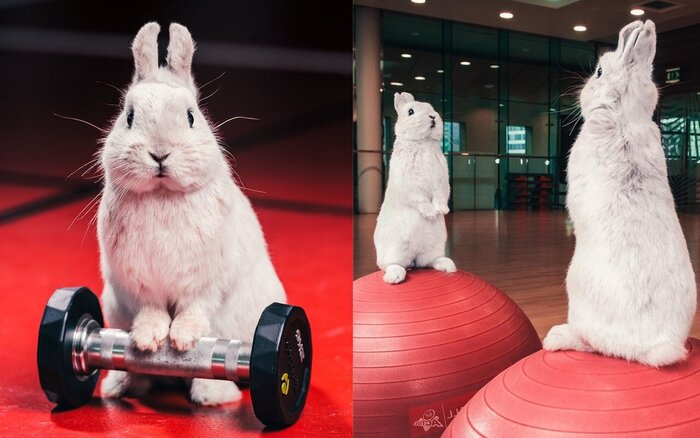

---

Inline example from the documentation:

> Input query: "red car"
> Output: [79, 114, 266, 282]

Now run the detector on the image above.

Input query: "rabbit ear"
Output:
[626, 20, 656, 66]
[132, 22, 160, 81]
[166, 23, 195, 80]
[394, 92, 415, 113]
[617, 20, 644, 63]
[616, 21, 643, 55]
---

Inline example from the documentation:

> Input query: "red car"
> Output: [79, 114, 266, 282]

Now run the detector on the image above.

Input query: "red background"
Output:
[0, 1, 352, 436]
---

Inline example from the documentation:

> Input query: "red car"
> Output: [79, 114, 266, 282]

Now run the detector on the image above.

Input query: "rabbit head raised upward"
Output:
[102, 22, 226, 194]
[580, 20, 658, 123]
[394, 92, 443, 142]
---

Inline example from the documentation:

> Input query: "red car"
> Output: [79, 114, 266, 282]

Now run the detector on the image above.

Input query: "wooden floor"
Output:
[354, 210, 700, 340]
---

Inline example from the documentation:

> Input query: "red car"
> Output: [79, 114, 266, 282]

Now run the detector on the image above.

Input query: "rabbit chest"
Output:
[390, 143, 445, 192]
[99, 187, 229, 297]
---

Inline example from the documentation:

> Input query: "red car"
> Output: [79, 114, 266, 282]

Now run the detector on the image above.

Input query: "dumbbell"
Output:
[37, 287, 312, 427]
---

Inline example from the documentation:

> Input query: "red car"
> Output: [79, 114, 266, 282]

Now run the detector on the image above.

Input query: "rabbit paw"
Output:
[417, 202, 438, 219]
[130, 309, 171, 352]
[190, 379, 242, 405]
[383, 264, 407, 284]
[432, 256, 456, 273]
[543, 324, 592, 352]
[100, 370, 152, 398]
[433, 201, 449, 215]
[170, 313, 210, 352]
[637, 342, 687, 368]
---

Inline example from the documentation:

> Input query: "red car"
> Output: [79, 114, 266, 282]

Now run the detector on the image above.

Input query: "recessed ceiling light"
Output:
[630, 8, 645, 16]
[499, 12, 514, 19]
[401, 53, 412, 58]
[460, 61, 471, 66]
[573, 25, 587, 32]
[415, 76, 426, 80]
[411, 0, 426, 3]
[390, 81, 404, 86]
[437, 69, 444, 73]
[484, 84, 495, 89]
[490, 64, 500, 69]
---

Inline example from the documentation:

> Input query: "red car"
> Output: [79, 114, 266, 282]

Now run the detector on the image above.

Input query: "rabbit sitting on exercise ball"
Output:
[374, 92, 456, 284]
[543, 20, 696, 367]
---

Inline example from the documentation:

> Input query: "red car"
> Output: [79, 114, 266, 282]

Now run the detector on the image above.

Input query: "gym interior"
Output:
[0, 1, 351, 436]
[353, 2, 700, 435]
[353, 0, 700, 338]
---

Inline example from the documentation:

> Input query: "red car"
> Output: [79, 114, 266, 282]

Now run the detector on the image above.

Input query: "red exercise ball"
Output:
[444, 338, 700, 437]
[354, 269, 542, 437]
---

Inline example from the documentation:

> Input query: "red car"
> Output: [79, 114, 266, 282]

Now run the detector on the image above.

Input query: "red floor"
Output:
[0, 126, 352, 437]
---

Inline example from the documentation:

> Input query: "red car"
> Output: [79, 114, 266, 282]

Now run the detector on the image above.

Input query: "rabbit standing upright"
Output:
[97, 22, 286, 404]
[374, 92, 456, 284]
[543, 20, 696, 367]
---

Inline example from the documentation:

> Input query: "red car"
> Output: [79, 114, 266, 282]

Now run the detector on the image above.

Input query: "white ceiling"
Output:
[355, 0, 700, 42]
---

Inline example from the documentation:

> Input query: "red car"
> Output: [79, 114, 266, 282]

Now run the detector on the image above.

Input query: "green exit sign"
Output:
[666, 67, 681, 84]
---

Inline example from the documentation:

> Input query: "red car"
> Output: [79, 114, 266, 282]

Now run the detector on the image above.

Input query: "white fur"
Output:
[97, 22, 285, 404]
[373, 93, 456, 284]
[543, 20, 696, 367]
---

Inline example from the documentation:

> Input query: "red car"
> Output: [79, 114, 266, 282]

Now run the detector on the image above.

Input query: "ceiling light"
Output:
[499, 12, 514, 19]
[401, 53, 412, 58]
[545, 160, 550, 165]
[573, 25, 587, 32]
[390, 82, 404, 86]
[495, 158, 500, 164]
[630, 8, 645, 16]
[415, 76, 426, 80]
[411, 0, 426, 3]
[460, 61, 471, 66]
[437, 69, 444, 73]
[490, 64, 500, 69]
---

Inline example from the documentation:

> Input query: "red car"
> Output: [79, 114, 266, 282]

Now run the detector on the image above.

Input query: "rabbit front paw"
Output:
[417, 202, 438, 219]
[170, 312, 211, 352]
[433, 201, 449, 215]
[130, 308, 171, 352]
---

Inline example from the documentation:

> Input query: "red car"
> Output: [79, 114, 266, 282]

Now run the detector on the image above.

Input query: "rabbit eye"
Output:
[126, 108, 134, 128]
[596, 67, 602, 78]
[187, 110, 194, 128]
[408, 108, 414, 116]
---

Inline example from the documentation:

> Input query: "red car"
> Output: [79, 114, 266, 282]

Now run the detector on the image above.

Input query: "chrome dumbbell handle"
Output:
[71, 314, 252, 382]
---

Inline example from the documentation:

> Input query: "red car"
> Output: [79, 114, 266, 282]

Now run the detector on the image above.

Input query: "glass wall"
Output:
[659, 92, 700, 207]
[380, 12, 597, 210]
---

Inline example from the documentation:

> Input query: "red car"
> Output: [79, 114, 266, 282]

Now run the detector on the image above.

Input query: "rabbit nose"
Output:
[149, 152, 170, 163]
[429, 115, 436, 120]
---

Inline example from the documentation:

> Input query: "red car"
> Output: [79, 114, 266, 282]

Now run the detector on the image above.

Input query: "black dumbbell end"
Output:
[250, 302, 312, 427]
[37, 287, 103, 408]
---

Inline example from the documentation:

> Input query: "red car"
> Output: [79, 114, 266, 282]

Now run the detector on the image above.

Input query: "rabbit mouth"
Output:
[430, 120, 436, 128]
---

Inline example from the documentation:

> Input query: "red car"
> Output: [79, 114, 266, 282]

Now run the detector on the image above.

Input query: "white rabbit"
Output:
[96, 22, 286, 404]
[543, 20, 696, 367]
[373, 92, 456, 284]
